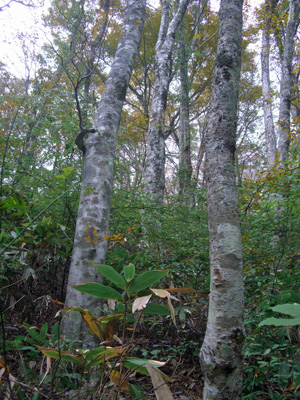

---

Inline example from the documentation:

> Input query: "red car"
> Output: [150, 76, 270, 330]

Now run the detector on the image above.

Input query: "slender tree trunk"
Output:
[62, 0, 146, 343]
[144, 0, 190, 203]
[81, 0, 109, 128]
[261, 0, 277, 167]
[277, 0, 300, 163]
[178, 0, 208, 202]
[199, 1, 245, 399]
[178, 21, 192, 200]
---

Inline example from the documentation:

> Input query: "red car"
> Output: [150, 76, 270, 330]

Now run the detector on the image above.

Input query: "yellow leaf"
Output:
[110, 370, 130, 391]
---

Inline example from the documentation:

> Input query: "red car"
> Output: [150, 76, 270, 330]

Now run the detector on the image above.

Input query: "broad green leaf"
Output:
[71, 283, 123, 301]
[92, 264, 126, 290]
[37, 347, 84, 366]
[259, 317, 300, 327]
[143, 303, 171, 316]
[259, 303, 300, 327]
[124, 263, 135, 283]
[272, 303, 300, 317]
[128, 270, 168, 295]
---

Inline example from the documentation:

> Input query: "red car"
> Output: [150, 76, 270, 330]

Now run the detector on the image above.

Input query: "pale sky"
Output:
[0, 0, 263, 78]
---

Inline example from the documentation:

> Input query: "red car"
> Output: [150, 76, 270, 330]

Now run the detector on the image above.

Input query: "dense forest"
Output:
[1, 0, 300, 399]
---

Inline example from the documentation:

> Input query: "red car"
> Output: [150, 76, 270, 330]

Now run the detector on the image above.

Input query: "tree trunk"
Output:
[62, 0, 146, 343]
[277, 0, 300, 163]
[144, 0, 190, 203]
[199, 1, 245, 399]
[261, 0, 277, 167]
[178, 20, 192, 201]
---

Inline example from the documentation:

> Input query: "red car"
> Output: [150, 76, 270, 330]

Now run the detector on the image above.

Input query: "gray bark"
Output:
[62, 0, 146, 343]
[261, 0, 277, 167]
[277, 0, 300, 163]
[178, 21, 192, 200]
[144, 0, 190, 203]
[178, 0, 208, 201]
[199, 0, 245, 399]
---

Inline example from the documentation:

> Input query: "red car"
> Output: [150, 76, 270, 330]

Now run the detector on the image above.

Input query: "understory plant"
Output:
[1, 261, 205, 399]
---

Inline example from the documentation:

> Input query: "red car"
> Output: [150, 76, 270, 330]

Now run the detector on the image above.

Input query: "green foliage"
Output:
[16, 262, 178, 398]
[259, 304, 300, 327]
[241, 152, 300, 398]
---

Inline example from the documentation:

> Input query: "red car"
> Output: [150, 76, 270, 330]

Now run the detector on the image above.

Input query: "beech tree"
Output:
[199, 0, 245, 399]
[261, 0, 278, 167]
[277, 0, 300, 163]
[144, 0, 190, 203]
[62, 0, 146, 342]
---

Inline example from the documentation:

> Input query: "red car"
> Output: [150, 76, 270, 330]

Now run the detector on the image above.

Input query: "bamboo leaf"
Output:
[143, 303, 171, 316]
[124, 263, 135, 282]
[85, 346, 127, 369]
[128, 270, 168, 294]
[37, 347, 84, 366]
[123, 357, 167, 377]
[71, 283, 123, 301]
[92, 263, 127, 290]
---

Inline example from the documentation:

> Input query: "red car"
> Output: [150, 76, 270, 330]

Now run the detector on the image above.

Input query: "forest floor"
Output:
[2, 266, 206, 399]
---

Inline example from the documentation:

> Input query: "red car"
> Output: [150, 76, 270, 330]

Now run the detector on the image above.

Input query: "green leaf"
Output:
[72, 283, 123, 301]
[40, 323, 48, 342]
[143, 303, 171, 316]
[85, 346, 126, 370]
[23, 324, 41, 342]
[92, 264, 126, 290]
[123, 357, 167, 378]
[259, 303, 300, 327]
[124, 263, 135, 283]
[37, 347, 84, 366]
[294, 373, 300, 387]
[55, 166, 74, 180]
[129, 383, 145, 400]
[259, 317, 300, 327]
[271, 303, 300, 317]
[128, 270, 168, 295]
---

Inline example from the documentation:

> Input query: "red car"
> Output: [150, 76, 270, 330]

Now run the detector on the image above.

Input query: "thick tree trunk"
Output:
[261, 0, 277, 167]
[62, 0, 146, 343]
[199, 1, 245, 399]
[277, 0, 300, 163]
[144, 0, 190, 203]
